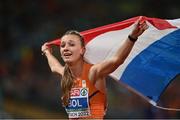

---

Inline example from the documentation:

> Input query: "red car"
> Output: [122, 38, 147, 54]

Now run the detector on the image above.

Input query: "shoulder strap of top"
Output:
[81, 62, 92, 79]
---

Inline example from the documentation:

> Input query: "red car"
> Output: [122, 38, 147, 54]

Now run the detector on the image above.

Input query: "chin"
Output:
[64, 59, 73, 64]
[64, 59, 80, 65]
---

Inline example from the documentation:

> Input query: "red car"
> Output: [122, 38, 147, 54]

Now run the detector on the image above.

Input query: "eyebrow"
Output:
[68, 40, 75, 43]
[61, 40, 76, 46]
[61, 40, 75, 43]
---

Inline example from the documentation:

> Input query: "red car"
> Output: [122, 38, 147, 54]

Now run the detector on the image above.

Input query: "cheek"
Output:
[74, 49, 81, 55]
[72, 48, 82, 57]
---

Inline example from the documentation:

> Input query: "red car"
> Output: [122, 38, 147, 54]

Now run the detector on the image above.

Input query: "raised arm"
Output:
[41, 43, 64, 75]
[91, 20, 149, 79]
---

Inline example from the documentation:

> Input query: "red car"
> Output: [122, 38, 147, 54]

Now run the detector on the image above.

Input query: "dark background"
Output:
[0, 0, 180, 119]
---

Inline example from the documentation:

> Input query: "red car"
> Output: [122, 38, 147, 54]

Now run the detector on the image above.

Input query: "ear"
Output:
[80, 47, 86, 55]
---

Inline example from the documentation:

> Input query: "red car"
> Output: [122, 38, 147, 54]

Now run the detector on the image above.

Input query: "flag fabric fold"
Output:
[47, 16, 180, 105]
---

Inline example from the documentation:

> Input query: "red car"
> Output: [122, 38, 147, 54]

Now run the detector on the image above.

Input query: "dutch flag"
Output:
[47, 16, 180, 110]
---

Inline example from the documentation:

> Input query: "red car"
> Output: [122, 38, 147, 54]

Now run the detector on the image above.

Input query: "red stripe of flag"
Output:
[47, 16, 176, 46]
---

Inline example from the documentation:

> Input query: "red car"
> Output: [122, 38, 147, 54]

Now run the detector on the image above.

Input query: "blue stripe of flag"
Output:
[120, 29, 180, 102]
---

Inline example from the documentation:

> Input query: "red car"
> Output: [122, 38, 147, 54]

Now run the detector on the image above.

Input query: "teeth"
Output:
[64, 53, 72, 56]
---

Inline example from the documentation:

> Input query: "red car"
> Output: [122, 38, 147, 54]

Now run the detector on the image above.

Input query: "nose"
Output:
[63, 45, 69, 52]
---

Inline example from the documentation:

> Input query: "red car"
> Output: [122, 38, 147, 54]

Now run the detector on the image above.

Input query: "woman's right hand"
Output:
[41, 42, 63, 74]
[41, 42, 52, 55]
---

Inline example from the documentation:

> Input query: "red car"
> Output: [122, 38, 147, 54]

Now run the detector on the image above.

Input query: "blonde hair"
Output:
[61, 30, 85, 106]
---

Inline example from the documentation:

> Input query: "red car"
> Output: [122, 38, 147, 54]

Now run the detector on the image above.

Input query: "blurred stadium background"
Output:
[0, 0, 180, 119]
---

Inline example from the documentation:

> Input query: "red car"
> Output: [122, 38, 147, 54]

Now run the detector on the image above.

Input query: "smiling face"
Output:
[60, 34, 85, 64]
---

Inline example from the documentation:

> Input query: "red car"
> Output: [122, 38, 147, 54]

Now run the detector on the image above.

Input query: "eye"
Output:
[60, 42, 65, 48]
[69, 42, 75, 47]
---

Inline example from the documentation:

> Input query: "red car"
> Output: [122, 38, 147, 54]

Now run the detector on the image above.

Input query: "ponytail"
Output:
[61, 64, 74, 106]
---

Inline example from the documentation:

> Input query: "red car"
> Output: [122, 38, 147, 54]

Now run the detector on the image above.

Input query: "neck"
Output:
[68, 59, 84, 78]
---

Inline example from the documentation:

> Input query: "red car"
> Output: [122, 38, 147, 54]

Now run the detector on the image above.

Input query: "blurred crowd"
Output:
[0, 0, 180, 118]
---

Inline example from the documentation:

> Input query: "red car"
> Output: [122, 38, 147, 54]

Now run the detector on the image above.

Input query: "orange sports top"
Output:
[65, 62, 106, 119]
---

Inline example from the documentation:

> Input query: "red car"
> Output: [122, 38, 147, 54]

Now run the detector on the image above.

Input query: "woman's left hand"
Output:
[129, 19, 149, 39]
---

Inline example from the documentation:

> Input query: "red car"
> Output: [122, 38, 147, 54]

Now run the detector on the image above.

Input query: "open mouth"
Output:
[63, 52, 72, 57]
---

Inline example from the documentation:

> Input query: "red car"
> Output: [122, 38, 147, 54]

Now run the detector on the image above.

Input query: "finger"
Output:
[137, 16, 146, 25]
[134, 16, 143, 27]
[42, 43, 50, 51]
[138, 20, 146, 26]
[141, 23, 149, 30]
[137, 16, 143, 23]
[41, 47, 50, 55]
[138, 25, 148, 36]
[44, 42, 49, 46]
[139, 21, 148, 29]
[136, 21, 146, 31]
[144, 22, 149, 29]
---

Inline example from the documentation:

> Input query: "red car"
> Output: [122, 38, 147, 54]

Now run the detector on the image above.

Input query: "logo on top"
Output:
[70, 89, 80, 96]
[81, 88, 88, 96]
